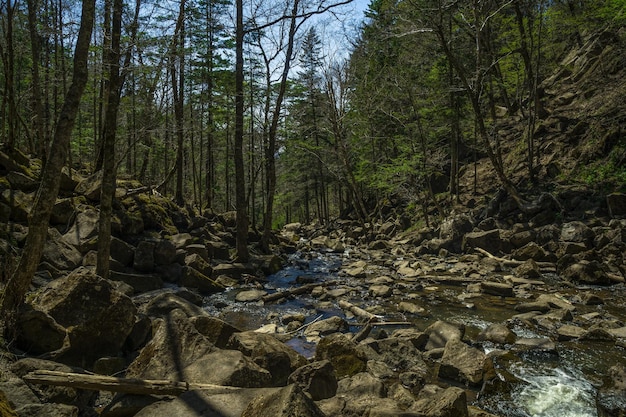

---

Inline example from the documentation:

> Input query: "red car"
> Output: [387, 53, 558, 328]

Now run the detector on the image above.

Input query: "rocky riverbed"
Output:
[1, 162, 626, 416]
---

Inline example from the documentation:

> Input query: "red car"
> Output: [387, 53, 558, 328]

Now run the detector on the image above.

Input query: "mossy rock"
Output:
[121, 194, 184, 235]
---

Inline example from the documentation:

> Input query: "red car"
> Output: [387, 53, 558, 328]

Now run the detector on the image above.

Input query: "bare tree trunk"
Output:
[96, 0, 123, 280]
[234, 0, 249, 261]
[0, 0, 96, 336]
[27, 0, 46, 158]
[172, 0, 186, 206]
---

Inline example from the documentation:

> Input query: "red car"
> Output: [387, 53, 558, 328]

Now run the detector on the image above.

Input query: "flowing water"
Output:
[203, 249, 626, 417]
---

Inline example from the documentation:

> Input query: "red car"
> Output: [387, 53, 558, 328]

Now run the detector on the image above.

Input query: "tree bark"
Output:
[234, 0, 250, 261]
[96, 0, 123, 280]
[0, 0, 96, 336]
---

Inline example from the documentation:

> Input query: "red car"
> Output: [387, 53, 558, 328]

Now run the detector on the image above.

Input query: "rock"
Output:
[184, 253, 213, 277]
[109, 270, 163, 294]
[288, 360, 337, 401]
[110, 236, 135, 266]
[560, 221, 595, 245]
[580, 327, 616, 342]
[192, 316, 242, 348]
[477, 323, 516, 344]
[597, 364, 626, 417]
[60, 208, 100, 253]
[133, 240, 156, 272]
[582, 292, 604, 305]
[514, 337, 557, 353]
[34, 268, 137, 368]
[236, 289, 267, 302]
[514, 300, 551, 313]
[336, 372, 386, 399]
[170, 232, 194, 249]
[241, 384, 326, 417]
[481, 281, 514, 297]
[607, 193, 626, 217]
[410, 385, 468, 417]
[100, 394, 161, 417]
[509, 230, 536, 249]
[12, 404, 78, 417]
[42, 229, 83, 271]
[315, 333, 367, 378]
[304, 316, 348, 338]
[369, 284, 393, 297]
[126, 309, 216, 381]
[0, 391, 17, 417]
[183, 349, 272, 387]
[374, 337, 429, 373]
[212, 262, 256, 279]
[154, 239, 177, 265]
[512, 242, 548, 261]
[227, 331, 308, 386]
[398, 301, 428, 316]
[462, 229, 508, 254]
[557, 324, 586, 341]
[1, 189, 34, 222]
[141, 292, 206, 318]
[424, 320, 464, 350]
[181, 266, 224, 294]
[16, 305, 66, 355]
[50, 197, 83, 225]
[74, 170, 103, 200]
[439, 339, 486, 385]
[440, 214, 473, 242]
[562, 260, 611, 285]
[10, 358, 95, 411]
[133, 388, 280, 417]
[514, 259, 542, 280]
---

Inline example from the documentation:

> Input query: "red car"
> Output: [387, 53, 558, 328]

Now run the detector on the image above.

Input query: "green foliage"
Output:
[578, 143, 626, 189]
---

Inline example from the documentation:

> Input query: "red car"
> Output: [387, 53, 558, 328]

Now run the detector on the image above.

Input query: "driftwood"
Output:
[23, 370, 242, 396]
[475, 248, 556, 270]
[338, 299, 379, 322]
[262, 280, 337, 303]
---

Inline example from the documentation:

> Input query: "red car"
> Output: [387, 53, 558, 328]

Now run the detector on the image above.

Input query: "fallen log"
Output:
[475, 248, 556, 269]
[23, 370, 242, 396]
[262, 280, 337, 303]
[338, 299, 379, 322]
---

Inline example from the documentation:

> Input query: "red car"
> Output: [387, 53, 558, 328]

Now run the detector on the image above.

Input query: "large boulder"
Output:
[180, 266, 224, 294]
[314, 333, 367, 378]
[33, 268, 137, 368]
[42, 229, 83, 271]
[424, 321, 464, 350]
[597, 364, 626, 417]
[607, 193, 626, 217]
[241, 384, 326, 417]
[126, 309, 216, 381]
[16, 306, 66, 355]
[288, 360, 337, 401]
[227, 331, 308, 386]
[61, 208, 100, 253]
[438, 339, 487, 385]
[182, 350, 272, 387]
[191, 316, 242, 348]
[462, 229, 509, 255]
[410, 385, 468, 417]
[561, 260, 611, 285]
[560, 221, 595, 246]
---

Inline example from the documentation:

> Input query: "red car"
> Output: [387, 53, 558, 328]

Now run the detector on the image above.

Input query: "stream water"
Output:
[203, 249, 626, 417]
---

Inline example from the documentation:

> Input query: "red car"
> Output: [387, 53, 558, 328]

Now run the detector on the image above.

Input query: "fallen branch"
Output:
[262, 280, 337, 303]
[475, 248, 555, 269]
[23, 370, 242, 396]
[338, 299, 380, 322]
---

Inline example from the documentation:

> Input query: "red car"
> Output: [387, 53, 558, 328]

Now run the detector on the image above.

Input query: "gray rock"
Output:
[315, 333, 367, 378]
[184, 349, 272, 387]
[462, 229, 508, 254]
[369, 284, 393, 297]
[607, 193, 626, 217]
[477, 323, 516, 344]
[43, 229, 83, 271]
[561, 221, 595, 245]
[424, 320, 464, 350]
[398, 301, 428, 316]
[481, 281, 514, 297]
[192, 316, 242, 349]
[410, 385, 468, 417]
[134, 240, 156, 273]
[235, 289, 267, 302]
[109, 270, 163, 294]
[142, 293, 206, 318]
[16, 306, 66, 355]
[74, 170, 103, 201]
[154, 239, 177, 265]
[288, 360, 337, 401]
[241, 384, 326, 417]
[59, 207, 100, 252]
[562, 260, 611, 285]
[34, 268, 137, 368]
[181, 266, 224, 294]
[304, 316, 348, 338]
[439, 339, 486, 385]
[110, 236, 135, 266]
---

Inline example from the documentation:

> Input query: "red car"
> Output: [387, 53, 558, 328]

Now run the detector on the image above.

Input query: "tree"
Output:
[1, 0, 96, 335]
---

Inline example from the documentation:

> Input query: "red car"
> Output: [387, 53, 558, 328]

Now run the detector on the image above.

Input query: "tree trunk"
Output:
[96, 0, 123, 280]
[234, 0, 249, 261]
[0, 0, 96, 336]
[172, 0, 186, 207]
[27, 0, 47, 159]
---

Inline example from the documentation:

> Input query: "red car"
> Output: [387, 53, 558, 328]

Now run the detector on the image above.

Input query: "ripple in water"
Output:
[512, 366, 597, 417]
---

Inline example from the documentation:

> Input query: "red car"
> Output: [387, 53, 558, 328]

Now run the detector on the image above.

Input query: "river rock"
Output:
[60, 208, 100, 252]
[288, 360, 337, 400]
[183, 349, 272, 387]
[241, 384, 326, 417]
[410, 385, 468, 417]
[133, 387, 280, 417]
[398, 301, 428, 316]
[481, 281, 514, 297]
[192, 316, 241, 348]
[375, 336, 429, 372]
[513, 259, 542, 280]
[180, 265, 224, 294]
[557, 324, 586, 341]
[315, 333, 367, 378]
[424, 320, 464, 351]
[42, 228, 83, 271]
[33, 268, 136, 368]
[477, 323, 516, 344]
[560, 221, 594, 245]
[512, 242, 548, 261]
[561, 260, 611, 285]
[597, 364, 626, 417]
[462, 229, 508, 254]
[227, 331, 308, 386]
[514, 337, 557, 353]
[141, 292, 206, 318]
[514, 300, 551, 313]
[126, 309, 216, 381]
[304, 316, 348, 338]
[369, 284, 392, 297]
[439, 339, 487, 385]
[109, 270, 163, 294]
[16, 305, 66, 355]
[236, 289, 267, 302]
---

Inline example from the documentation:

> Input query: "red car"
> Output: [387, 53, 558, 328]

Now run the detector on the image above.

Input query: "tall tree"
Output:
[96, 0, 124, 280]
[0, 0, 96, 335]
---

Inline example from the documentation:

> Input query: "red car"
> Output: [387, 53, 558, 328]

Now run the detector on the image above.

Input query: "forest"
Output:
[1, 0, 625, 238]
